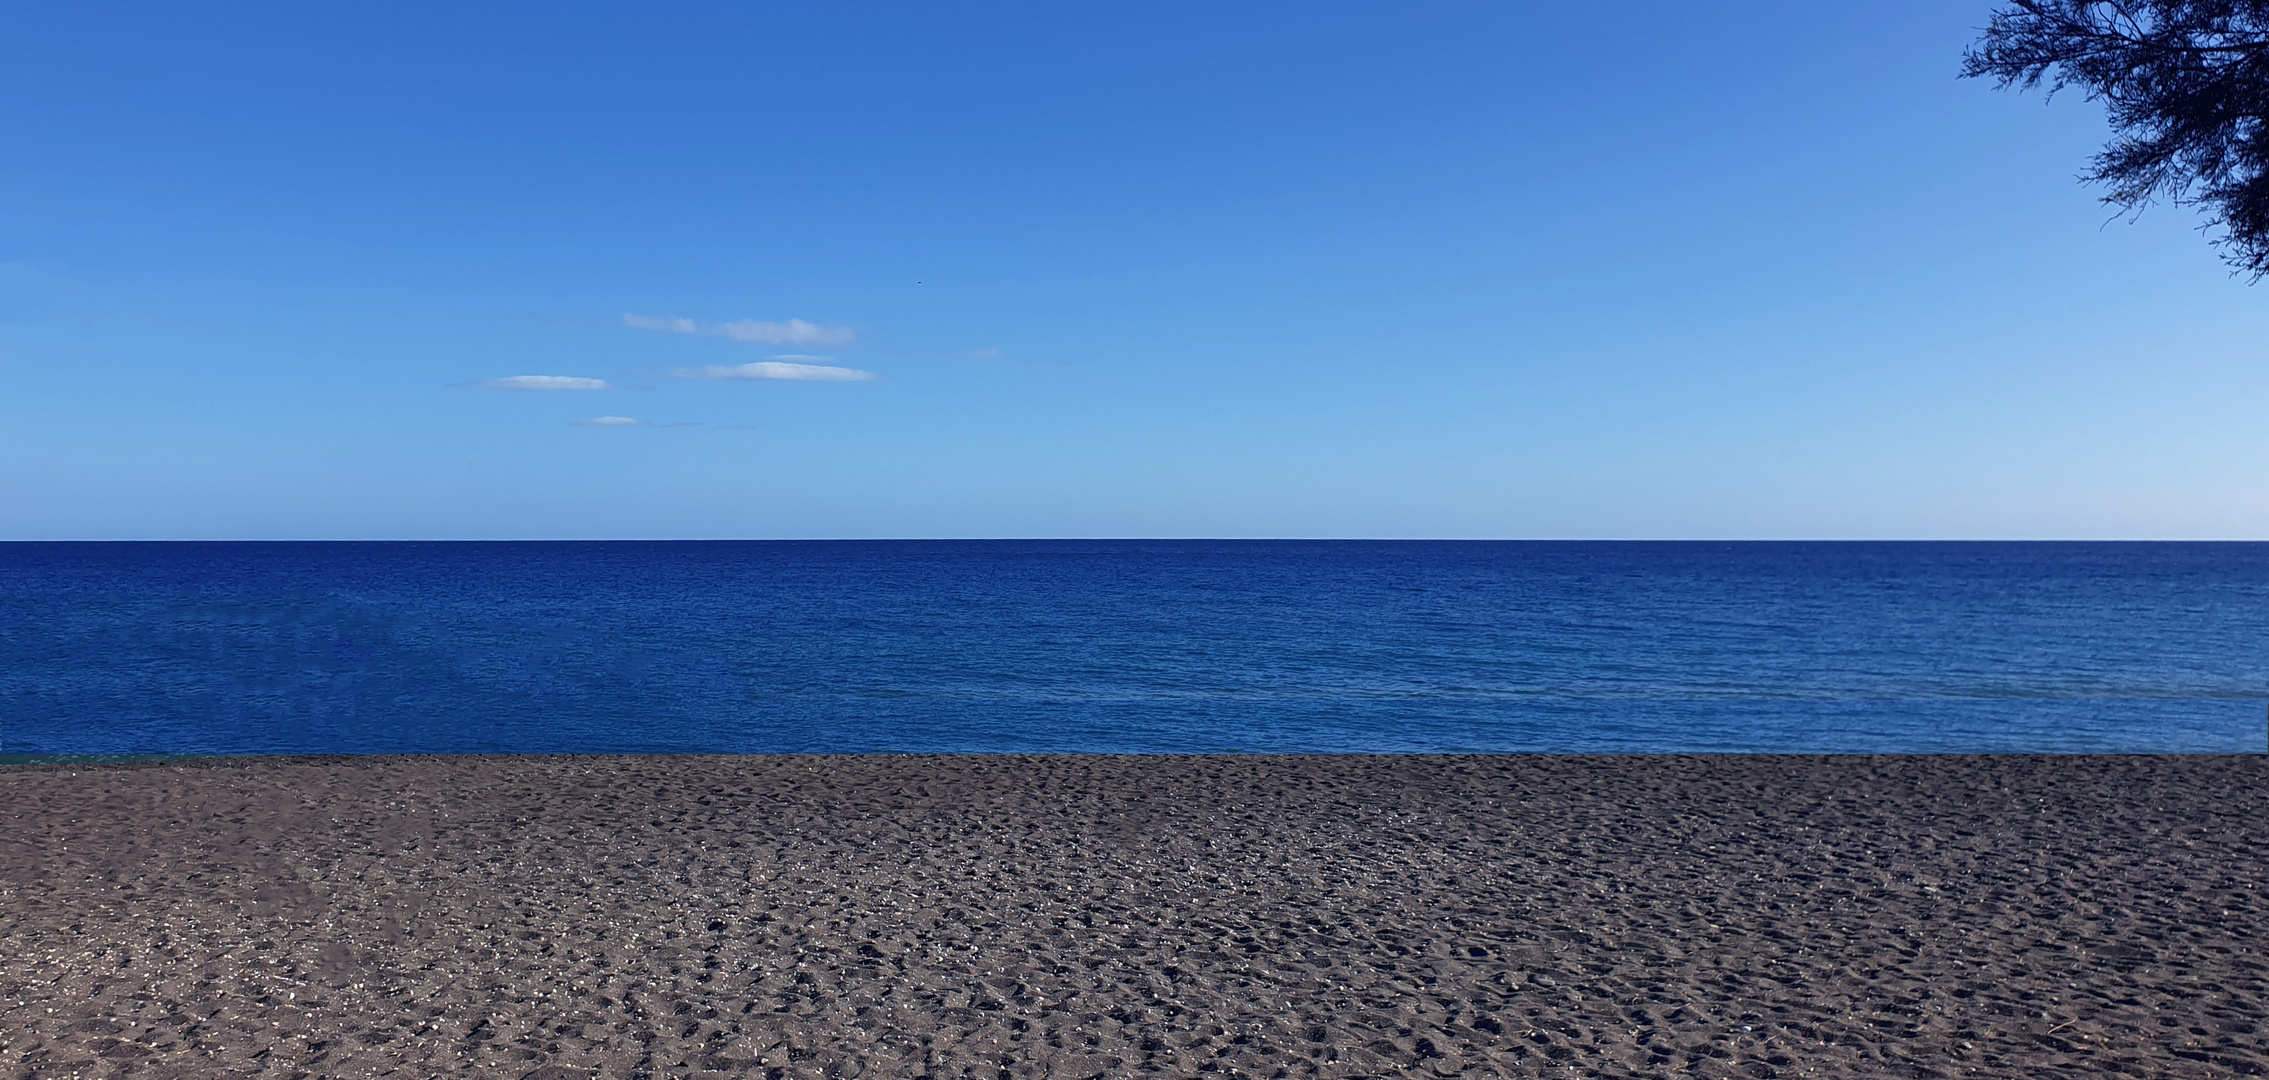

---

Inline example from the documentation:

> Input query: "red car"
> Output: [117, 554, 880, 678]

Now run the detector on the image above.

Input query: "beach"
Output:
[1, 754, 2261, 1080]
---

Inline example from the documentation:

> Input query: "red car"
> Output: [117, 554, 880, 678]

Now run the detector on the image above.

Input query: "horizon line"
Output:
[3, 537, 2264, 544]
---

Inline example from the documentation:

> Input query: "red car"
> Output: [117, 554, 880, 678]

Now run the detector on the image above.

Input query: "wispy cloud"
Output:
[624, 313, 856, 347]
[676, 359, 881, 382]
[965, 347, 1003, 360]
[475, 375, 612, 391]
[714, 318, 855, 346]
[573, 416, 645, 426]
[621, 313, 698, 334]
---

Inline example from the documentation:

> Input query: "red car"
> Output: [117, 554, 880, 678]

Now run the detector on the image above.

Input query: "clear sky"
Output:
[4, 2, 2263, 539]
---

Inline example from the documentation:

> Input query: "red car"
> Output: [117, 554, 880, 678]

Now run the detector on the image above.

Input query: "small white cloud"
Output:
[625, 313, 857, 346]
[573, 416, 645, 426]
[713, 318, 856, 347]
[477, 375, 613, 391]
[678, 361, 881, 382]
[622, 313, 699, 334]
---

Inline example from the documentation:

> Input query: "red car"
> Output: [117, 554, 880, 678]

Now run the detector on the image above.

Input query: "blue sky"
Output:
[3, 2, 2263, 539]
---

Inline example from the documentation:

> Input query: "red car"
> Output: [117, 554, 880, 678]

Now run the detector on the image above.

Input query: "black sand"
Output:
[1, 755, 2263, 1079]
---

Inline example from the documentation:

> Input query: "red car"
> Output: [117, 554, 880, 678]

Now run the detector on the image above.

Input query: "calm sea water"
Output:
[1, 541, 2263, 755]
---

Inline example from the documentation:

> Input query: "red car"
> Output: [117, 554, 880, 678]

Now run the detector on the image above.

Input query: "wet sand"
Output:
[1, 754, 2262, 1079]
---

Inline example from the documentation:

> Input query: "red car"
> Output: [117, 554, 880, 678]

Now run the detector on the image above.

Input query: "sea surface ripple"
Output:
[2, 540, 2263, 754]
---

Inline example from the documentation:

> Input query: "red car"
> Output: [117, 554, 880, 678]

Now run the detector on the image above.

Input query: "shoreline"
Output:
[3, 754, 2262, 1078]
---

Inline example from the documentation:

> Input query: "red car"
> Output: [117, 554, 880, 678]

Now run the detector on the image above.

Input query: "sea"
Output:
[1, 541, 2263, 756]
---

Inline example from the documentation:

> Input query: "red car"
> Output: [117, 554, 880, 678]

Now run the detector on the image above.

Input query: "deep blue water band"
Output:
[4, 540, 2264, 754]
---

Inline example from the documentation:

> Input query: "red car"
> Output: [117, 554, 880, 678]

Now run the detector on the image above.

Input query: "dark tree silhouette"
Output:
[1964, 1, 2269, 277]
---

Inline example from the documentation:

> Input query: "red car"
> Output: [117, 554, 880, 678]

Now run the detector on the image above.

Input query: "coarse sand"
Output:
[1, 754, 2263, 1079]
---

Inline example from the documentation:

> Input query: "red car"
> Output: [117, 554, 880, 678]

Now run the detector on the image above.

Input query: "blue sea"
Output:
[1, 541, 2263, 755]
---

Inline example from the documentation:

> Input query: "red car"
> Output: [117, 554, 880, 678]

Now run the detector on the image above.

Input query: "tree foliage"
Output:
[1964, 1, 2269, 277]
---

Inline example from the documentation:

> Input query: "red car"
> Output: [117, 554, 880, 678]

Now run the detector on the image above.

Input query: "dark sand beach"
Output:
[1, 755, 2262, 1080]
